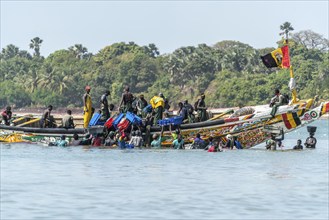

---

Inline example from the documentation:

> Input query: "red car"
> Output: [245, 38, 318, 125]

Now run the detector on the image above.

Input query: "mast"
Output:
[284, 39, 299, 104]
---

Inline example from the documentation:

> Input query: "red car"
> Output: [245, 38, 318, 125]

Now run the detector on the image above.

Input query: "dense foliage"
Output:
[1, 28, 328, 110]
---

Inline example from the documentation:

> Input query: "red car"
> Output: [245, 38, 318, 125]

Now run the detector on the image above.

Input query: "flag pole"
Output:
[284, 39, 299, 104]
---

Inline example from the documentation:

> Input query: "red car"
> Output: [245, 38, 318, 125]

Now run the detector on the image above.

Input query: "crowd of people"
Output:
[0, 86, 318, 151]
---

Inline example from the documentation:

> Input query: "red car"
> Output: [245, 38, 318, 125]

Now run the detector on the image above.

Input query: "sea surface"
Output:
[1, 120, 328, 220]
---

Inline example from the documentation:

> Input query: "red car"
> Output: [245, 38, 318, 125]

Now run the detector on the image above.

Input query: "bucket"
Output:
[307, 126, 317, 133]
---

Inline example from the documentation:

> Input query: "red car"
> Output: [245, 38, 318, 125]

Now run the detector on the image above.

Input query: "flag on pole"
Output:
[261, 45, 290, 68]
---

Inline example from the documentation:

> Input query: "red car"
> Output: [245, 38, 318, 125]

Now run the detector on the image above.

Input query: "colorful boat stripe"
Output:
[243, 114, 255, 120]
[320, 102, 329, 116]
[282, 112, 301, 129]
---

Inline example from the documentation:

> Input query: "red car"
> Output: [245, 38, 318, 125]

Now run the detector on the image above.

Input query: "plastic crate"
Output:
[143, 104, 153, 113]
[126, 112, 143, 125]
[117, 119, 130, 131]
[88, 113, 102, 126]
[104, 117, 114, 129]
[157, 118, 171, 126]
[169, 116, 183, 125]
[113, 113, 124, 128]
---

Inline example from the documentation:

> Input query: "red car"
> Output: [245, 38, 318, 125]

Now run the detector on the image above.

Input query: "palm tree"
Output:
[29, 37, 43, 57]
[280, 22, 294, 40]
[1, 44, 20, 60]
[68, 44, 88, 59]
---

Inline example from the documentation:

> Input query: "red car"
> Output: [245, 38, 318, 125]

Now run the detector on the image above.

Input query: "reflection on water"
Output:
[1, 120, 328, 219]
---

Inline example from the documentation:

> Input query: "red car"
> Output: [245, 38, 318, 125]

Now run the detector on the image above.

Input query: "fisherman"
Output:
[92, 133, 103, 147]
[233, 136, 243, 149]
[150, 93, 165, 125]
[304, 133, 317, 148]
[40, 105, 54, 128]
[160, 93, 171, 114]
[83, 86, 92, 129]
[151, 126, 164, 148]
[118, 85, 134, 113]
[70, 133, 81, 146]
[270, 89, 285, 118]
[178, 102, 188, 121]
[191, 133, 206, 149]
[187, 108, 196, 123]
[265, 135, 277, 151]
[62, 109, 75, 129]
[79, 134, 93, 145]
[109, 104, 115, 118]
[100, 90, 110, 121]
[196, 93, 207, 122]
[224, 134, 235, 149]
[293, 139, 303, 150]
[169, 124, 180, 140]
[205, 137, 221, 152]
[183, 100, 194, 113]
[129, 130, 144, 148]
[104, 131, 117, 147]
[137, 94, 148, 118]
[144, 112, 154, 147]
[1, 106, 12, 126]
[171, 134, 184, 149]
[49, 135, 68, 147]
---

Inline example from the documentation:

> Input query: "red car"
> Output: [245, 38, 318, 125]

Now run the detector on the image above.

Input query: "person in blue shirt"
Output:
[151, 126, 164, 148]
[49, 135, 68, 147]
[172, 134, 184, 149]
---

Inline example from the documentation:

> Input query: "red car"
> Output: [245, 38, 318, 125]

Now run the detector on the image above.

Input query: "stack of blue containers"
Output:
[157, 116, 183, 126]
[126, 112, 143, 125]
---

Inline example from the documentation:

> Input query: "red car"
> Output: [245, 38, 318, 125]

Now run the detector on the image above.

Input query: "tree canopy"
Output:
[1, 25, 328, 110]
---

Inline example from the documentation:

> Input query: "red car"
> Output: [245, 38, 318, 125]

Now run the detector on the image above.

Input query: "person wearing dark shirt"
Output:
[1, 106, 12, 126]
[40, 105, 53, 128]
[118, 86, 134, 113]
[100, 90, 110, 120]
[293, 139, 303, 150]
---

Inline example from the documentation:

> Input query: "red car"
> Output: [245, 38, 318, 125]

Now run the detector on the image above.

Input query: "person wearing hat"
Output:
[83, 86, 92, 128]
[224, 134, 234, 149]
[197, 93, 207, 122]
[150, 93, 165, 125]
[1, 106, 12, 126]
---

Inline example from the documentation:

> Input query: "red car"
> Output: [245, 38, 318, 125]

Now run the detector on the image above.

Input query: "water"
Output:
[1, 120, 328, 219]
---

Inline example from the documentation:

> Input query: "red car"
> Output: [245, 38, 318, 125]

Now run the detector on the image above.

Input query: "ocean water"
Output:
[1, 120, 328, 220]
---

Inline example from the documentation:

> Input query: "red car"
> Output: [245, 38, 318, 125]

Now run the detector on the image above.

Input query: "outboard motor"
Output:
[305, 126, 317, 148]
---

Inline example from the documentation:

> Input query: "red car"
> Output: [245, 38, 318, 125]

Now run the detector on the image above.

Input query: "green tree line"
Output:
[1, 24, 328, 110]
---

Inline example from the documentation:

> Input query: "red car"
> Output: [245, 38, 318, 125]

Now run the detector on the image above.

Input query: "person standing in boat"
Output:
[40, 105, 53, 128]
[150, 93, 165, 125]
[100, 90, 110, 121]
[1, 106, 12, 126]
[83, 86, 92, 129]
[62, 109, 75, 129]
[270, 89, 285, 118]
[178, 102, 188, 122]
[137, 94, 148, 118]
[118, 86, 134, 113]
[197, 93, 207, 122]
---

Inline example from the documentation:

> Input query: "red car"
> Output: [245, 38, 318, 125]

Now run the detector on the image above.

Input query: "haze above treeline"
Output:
[1, 22, 328, 110]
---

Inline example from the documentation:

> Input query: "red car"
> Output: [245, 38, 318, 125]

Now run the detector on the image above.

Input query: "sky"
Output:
[1, 0, 328, 57]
